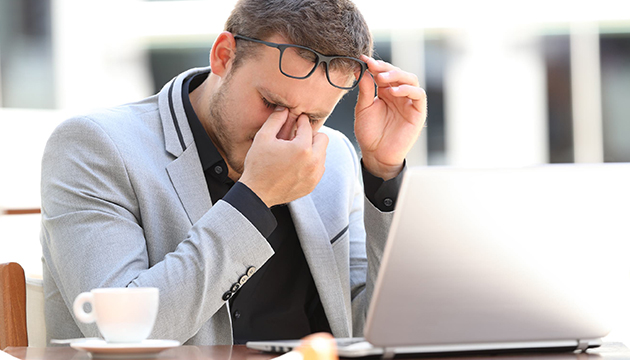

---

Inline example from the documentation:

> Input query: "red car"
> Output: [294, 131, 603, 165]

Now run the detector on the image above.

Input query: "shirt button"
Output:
[383, 198, 393, 207]
[214, 165, 223, 174]
[233, 310, 241, 319]
[222, 291, 232, 301]
[246, 266, 256, 277]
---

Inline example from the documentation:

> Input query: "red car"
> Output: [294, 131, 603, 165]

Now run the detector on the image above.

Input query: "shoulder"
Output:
[319, 125, 354, 150]
[310, 126, 362, 217]
[48, 95, 162, 154]
[319, 125, 360, 175]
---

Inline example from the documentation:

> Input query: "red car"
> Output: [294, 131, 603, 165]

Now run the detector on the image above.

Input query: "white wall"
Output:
[0, 109, 67, 276]
[445, 25, 547, 167]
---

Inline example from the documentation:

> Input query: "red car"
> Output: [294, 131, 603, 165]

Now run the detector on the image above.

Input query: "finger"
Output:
[375, 69, 420, 88]
[277, 111, 298, 140]
[258, 106, 289, 138]
[293, 114, 313, 144]
[389, 85, 427, 113]
[361, 55, 398, 74]
[312, 132, 329, 180]
[356, 70, 376, 113]
[312, 131, 329, 157]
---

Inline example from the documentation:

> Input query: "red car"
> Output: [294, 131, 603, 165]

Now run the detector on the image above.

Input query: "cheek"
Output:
[244, 111, 273, 140]
[230, 102, 269, 133]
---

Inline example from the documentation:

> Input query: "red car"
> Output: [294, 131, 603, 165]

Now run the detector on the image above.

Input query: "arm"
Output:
[348, 56, 426, 335]
[330, 132, 394, 337]
[41, 117, 274, 343]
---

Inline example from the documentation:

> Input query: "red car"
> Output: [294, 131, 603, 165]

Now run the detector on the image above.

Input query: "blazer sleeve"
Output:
[335, 134, 394, 336]
[40, 116, 275, 343]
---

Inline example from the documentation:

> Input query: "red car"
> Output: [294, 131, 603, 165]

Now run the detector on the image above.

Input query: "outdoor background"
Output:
[1, 0, 629, 343]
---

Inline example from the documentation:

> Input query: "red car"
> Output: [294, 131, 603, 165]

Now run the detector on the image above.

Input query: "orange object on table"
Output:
[285, 333, 337, 360]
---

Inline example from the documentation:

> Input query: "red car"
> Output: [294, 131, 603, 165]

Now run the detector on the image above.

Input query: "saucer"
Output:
[70, 339, 181, 358]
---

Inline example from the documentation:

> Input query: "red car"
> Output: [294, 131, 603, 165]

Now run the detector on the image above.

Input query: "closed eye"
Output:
[261, 97, 275, 109]
[261, 97, 320, 125]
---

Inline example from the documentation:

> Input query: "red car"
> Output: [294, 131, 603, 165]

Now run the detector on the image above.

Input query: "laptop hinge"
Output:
[381, 348, 396, 360]
[576, 340, 589, 352]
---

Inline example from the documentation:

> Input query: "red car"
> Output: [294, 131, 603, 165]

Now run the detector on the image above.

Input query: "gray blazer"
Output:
[40, 67, 393, 345]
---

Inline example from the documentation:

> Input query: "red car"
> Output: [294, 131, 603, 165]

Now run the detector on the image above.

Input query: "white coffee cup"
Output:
[73, 287, 159, 343]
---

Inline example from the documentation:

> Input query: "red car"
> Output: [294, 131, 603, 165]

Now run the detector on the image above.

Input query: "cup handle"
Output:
[73, 292, 96, 323]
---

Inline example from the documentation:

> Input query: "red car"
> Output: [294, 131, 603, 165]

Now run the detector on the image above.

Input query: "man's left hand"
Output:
[355, 55, 427, 180]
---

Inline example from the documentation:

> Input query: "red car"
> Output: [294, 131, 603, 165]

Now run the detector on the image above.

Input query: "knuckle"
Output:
[298, 145, 311, 158]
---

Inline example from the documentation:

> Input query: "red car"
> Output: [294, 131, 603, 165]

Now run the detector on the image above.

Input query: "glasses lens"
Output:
[328, 57, 364, 89]
[279, 46, 319, 78]
[279, 44, 365, 89]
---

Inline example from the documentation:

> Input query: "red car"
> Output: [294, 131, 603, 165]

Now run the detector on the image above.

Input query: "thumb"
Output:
[293, 114, 313, 144]
[258, 106, 289, 139]
[355, 59, 376, 113]
[312, 132, 329, 157]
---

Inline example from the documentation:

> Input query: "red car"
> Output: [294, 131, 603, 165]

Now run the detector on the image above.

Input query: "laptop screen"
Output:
[365, 164, 630, 348]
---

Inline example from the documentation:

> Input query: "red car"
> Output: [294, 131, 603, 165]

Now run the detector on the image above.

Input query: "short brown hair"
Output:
[225, 0, 373, 68]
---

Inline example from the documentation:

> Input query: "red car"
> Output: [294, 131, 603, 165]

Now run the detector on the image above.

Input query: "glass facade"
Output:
[0, 0, 628, 165]
[0, 0, 54, 108]
[601, 33, 630, 163]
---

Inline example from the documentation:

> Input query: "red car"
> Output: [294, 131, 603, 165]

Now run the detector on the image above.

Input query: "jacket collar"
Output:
[158, 67, 212, 158]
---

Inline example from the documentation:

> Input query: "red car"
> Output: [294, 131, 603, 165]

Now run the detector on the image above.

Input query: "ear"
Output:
[210, 31, 237, 77]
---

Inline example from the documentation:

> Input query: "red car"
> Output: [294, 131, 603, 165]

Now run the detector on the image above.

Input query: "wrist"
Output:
[362, 157, 403, 181]
[238, 179, 272, 208]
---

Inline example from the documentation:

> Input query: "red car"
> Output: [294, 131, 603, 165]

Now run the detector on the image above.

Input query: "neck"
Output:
[189, 74, 241, 182]
[189, 76, 211, 127]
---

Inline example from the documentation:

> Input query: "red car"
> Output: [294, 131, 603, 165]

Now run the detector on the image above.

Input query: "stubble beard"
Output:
[207, 79, 246, 178]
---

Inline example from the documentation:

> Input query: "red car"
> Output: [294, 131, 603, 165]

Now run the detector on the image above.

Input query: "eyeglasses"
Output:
[234, 34, 368, 90]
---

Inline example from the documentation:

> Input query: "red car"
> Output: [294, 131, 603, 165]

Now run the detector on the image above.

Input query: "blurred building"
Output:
[3, 0, 630, 167]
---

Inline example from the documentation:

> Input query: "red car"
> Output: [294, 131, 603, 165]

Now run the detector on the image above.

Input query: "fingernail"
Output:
[274, 106, 286, 112]
[381, 72, 390, 79]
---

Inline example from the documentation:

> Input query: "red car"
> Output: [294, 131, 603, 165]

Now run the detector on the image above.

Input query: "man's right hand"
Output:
[239, 107, 329, 207]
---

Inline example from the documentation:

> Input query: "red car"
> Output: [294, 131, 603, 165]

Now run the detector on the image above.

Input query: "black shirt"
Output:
[182, 71, 404, 343]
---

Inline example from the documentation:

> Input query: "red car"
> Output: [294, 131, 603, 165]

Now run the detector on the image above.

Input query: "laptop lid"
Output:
[365, 163, 630, 348]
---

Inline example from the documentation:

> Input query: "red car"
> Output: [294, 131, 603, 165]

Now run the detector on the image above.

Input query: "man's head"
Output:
[192, 0, 373, 181]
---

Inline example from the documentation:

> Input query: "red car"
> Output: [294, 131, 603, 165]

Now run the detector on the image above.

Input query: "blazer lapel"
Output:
[159, 67, 213, 224]
[166, 144, 212, 224]
[290, 195, 351, 337]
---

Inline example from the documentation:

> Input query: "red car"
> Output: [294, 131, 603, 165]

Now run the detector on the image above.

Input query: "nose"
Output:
[287, 110, 300, 123]
[276, 110, 300, 140]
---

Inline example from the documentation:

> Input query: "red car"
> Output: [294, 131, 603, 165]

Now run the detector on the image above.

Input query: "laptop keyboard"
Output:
[335, 338, 368, 347]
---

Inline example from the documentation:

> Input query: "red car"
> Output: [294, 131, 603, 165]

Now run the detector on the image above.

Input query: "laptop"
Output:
[248, 163, 630, 357]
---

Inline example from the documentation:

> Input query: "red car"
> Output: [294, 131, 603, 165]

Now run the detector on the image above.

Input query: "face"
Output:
[205, 35, 348, 180]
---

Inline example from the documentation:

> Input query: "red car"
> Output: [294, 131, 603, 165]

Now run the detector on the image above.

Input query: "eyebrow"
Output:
[259, 87, 331, 120]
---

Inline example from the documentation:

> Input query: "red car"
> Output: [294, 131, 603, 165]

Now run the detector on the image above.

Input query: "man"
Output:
[40, 0, 426, 345]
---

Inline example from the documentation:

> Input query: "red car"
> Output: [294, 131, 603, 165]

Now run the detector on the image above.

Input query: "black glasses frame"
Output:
[234, 34, 368, 90]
